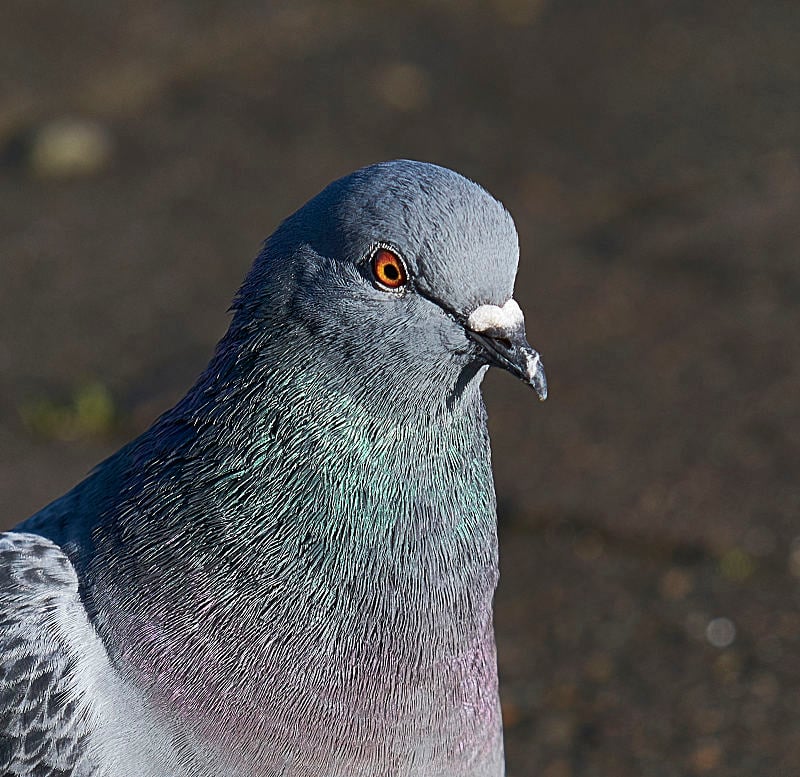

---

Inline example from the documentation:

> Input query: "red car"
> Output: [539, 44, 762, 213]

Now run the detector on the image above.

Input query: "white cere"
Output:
[467, 298, 524, 334]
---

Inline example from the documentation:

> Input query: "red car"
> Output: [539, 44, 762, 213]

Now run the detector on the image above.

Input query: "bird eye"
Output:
[371, 247, 408, 290]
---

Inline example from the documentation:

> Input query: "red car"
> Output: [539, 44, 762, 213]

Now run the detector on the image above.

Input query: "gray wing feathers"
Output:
[0, 532, 97, 776]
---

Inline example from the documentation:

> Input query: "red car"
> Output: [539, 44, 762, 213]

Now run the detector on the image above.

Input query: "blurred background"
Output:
[1, 1, 799, 774]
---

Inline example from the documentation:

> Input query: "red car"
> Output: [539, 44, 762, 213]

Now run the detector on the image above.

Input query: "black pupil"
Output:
[383, 262, 399, 281]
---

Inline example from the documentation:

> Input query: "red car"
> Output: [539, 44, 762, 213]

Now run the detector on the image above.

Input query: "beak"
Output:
[465, 299, 548, 401]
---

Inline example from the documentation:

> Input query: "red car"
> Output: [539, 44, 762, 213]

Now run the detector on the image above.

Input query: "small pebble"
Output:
[660, 567, 693, 600]
[28, 117, 113, 178]
[689, 740, 722, 773]
[718, 548, 755, 582]
[706, 617, 736, 648]
[500, 700, 522, 728]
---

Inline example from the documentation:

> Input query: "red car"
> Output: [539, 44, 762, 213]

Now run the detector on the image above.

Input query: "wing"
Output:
[0, 531, 99, 776]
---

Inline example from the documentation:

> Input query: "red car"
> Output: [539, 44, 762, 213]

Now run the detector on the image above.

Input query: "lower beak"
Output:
[467, 329, 548, 401]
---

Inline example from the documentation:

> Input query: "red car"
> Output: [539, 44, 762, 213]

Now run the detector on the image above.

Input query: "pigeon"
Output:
[1, 160, 547, 777]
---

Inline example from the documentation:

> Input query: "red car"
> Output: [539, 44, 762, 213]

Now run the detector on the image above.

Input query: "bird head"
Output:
[231, 160, 547, 406]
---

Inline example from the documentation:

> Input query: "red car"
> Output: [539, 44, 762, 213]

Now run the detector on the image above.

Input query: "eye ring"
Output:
[370, 245, 408, 291]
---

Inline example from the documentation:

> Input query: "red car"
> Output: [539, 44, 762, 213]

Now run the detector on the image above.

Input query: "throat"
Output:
[174, 407, 502, 772]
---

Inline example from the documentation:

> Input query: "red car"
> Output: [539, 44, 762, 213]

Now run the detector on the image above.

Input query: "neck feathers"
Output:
[24, 338, 504, 776]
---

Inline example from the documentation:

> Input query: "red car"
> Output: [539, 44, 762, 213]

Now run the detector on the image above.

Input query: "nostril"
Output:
[495, 337, 512, 349]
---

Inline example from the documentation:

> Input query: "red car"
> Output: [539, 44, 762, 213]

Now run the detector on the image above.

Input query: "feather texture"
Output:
[2, 160, 545, 777]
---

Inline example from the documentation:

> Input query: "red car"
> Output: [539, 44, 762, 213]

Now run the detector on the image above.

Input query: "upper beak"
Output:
[465, 299, 548, 401]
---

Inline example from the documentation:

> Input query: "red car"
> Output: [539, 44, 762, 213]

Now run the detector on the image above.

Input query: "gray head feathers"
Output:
[235, 159, 519, 321]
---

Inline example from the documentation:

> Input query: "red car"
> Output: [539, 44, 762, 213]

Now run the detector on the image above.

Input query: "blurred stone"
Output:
[85, 63, 162, 115]
[19, 383, 116, 441]
[542, 758, 572, 777]
[28, 117, 113, 178]
[573, 531, 604, 561]
[540, 714, 575, 746]
[584, 652, 613, 683]
[492, 0, 547, 26]
[500, 699, 522, 728]
[714, 651, 743, 684]
[718, 548, 755, 582]
[689, 740, 722, 773]
[374, 62, 431, 112]
[659, 567, 693, 600]
[750, 671, 779, 704]
[544, 682, 578, 710]
[705, 617, 736, 648]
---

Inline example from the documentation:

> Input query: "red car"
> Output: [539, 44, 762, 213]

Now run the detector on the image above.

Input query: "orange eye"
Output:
[371, 248, 407, 290]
